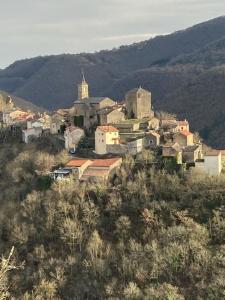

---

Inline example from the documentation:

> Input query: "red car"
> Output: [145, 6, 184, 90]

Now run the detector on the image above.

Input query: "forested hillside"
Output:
[0, 90, 44, 112]
[1, 132, 225, 299]
[1, 17, 225, 146]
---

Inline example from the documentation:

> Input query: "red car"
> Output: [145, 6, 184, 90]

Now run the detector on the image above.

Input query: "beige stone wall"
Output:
[174, 133, 193, 147]
[99, 110, 125, 125]
[98, 98, 116, 110]
[125, 89, 152, 119]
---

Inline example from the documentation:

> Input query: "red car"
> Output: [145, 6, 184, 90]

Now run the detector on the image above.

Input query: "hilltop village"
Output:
[1, 75, 224, 182]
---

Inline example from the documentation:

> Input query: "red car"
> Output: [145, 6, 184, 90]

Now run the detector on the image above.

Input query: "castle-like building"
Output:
[125, 87, 154, 119]
[70, 75, 154, 130]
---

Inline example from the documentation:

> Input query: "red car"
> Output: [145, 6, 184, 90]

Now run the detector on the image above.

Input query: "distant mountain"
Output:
[0, 90, 45, 113]
[1, 16, 225, 146]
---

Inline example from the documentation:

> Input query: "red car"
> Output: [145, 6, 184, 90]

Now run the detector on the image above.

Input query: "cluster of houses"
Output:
[1, 75, 225, 182]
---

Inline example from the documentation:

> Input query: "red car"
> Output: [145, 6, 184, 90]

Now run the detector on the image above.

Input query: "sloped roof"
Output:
[65, 125, 81, 132]
[183, 145, 200, 152]
[205, 150, 221, 156]
[97, 125, 118, 132]
[66, 159, 91, 167]
[147, 131, 160, 138]
[179, 130, 193, 137]
[177, 120, 189, 126]
[91, 158, 122, 167]
[75, 97, 115, 105]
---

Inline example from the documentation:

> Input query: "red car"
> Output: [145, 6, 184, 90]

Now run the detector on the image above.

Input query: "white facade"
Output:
[195, 152, 222, 176]
[2, 112, 12, 126]
[22, 127, 42, 143]
[95, 126, 119, 155]
[64, 127, 84, 151]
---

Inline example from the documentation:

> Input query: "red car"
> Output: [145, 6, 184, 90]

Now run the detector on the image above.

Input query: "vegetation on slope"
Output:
[1, 134, 225, 299]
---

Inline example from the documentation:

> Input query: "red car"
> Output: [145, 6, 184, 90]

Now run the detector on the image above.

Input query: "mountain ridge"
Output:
[1, 16, 225, 146]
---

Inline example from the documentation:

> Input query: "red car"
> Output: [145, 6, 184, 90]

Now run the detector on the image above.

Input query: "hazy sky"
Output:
[0, 0, 224, 68]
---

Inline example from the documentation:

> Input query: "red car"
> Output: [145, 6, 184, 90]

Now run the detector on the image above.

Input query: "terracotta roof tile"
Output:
[91, 158, 122, 167]
[180, 130, 193, 137]
[97, 125, 118, 132]
[66, 159, 91, 167]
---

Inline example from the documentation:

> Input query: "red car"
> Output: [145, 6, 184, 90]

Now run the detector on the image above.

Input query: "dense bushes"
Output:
[1, 146, 225, 299]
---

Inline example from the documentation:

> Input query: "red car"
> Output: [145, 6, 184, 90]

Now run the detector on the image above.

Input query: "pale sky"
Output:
[0, 0, 224, 68]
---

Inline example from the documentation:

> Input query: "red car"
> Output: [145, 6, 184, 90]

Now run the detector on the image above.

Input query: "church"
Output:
[70, 74, 120, 129]
[70, 74, 154, 130]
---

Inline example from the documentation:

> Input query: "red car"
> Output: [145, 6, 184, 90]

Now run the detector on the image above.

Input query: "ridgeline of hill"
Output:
[1, 17, 225, 146]
[0, 90, 45, 113]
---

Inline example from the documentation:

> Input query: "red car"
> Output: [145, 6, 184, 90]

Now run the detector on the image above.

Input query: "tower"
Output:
[125, 87, 153, 119]
[77, 71, 89, 100]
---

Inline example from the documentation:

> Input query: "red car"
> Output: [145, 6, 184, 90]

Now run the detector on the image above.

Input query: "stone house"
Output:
[195, 150, 222, 176]
[162, 143, 182, 164]
[177, 120, 189, 132]
[81, 158, 122, 182]
[115, 120, 141, 133]
[22, 127, 42, 143]
[64, 126, 84, 152]
[174, 131, 194, 147]
[125, 87, 154, 119]
[145, 131, 160, 147]
[182, 144, 203, 163]
[95, 125, 119, 155]
[71, 77, 116, 129]
[97, 107, 125, 125]
[127, 138, 143, 155]
[50, 113, 65, 134]
[65, 159, 93, 179]
[148, 117, 160, 130]
[160, 119, 177, 129]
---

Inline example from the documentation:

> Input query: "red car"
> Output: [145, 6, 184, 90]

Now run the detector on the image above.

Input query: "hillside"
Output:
[162, 66, 225, 148]
[1, 134, 225, 299]
[0, 17, 225, 108]
[0, 90, 45, 112]
[1, 17, 225, 146]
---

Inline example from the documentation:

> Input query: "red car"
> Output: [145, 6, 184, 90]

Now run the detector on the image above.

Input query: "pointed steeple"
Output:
[77, 70, 89, 100]
[81, 69, 86, 83]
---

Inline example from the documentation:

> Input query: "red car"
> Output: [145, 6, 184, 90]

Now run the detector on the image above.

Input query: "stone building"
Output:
[64, 126, 84, 152]
[71, 76, 116, 129]
[50, 113, 65, 134]
[125, 87, 154, 119]
[162, 143, 183, 164]
[195, 150, 222, 176]
[174, 131, 194, 147]
[95, 125, 119, 155]
[145, 131, 160, 147]
[182, 144, 203, 163]
[97, 106, 125, 125]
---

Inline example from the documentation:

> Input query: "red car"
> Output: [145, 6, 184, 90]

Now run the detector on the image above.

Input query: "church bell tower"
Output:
[78, 71, 89, 100]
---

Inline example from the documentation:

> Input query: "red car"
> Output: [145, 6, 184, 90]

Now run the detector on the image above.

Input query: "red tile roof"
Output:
[97, 125, 118, 132]
[180, 130, 193, 137]
[66, 159, 91, 167]
[91, 158, 122, 167]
